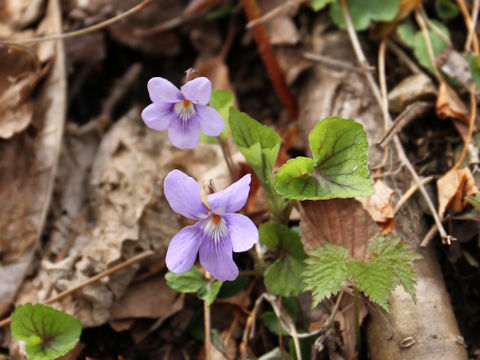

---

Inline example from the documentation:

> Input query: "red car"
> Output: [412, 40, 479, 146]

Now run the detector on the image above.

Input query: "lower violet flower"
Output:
[141, 76, 225, 149]
[164, 169, 258, 281]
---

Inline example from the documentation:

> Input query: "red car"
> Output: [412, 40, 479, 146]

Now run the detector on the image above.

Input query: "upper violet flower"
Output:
[164, 169, 258, 281]
[141, 77, 225, 149]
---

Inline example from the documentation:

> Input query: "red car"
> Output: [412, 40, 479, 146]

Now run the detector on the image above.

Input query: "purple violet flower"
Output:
[164, 169, 258, 281]
[141, 77, 225, 149]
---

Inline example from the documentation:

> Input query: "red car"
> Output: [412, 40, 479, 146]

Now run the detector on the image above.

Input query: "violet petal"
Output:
[141, 102, 175, 131]
[167, 117, 201, 149]
[181, 77, 211, 104]
[208, 174, 252, 214]
[194, 104, 225, 136]
[148, 77, 182, 103]
[199, 234, 238, 281]
[223, 213, 258, 252]
[166, 224, 203, 273]
[164, 169, 208, 219]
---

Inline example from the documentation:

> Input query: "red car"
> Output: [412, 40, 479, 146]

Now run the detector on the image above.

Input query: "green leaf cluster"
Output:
[260, 223, 307, 297]
[329, 0, 400, 31]
[229, 108, 292, 223]
[274, 117, 374, 200]
[303, 236, 421, 311]
[397, 22, 450, 75]
[165, 267, 222, 306]
[11, 303, 82, 360]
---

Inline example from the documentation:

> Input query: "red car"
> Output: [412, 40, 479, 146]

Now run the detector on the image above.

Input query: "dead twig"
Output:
[246, 0, 306, 28]
[393, 176, 434, 215]
[302, 50, 373, 74]
[0, 250, 153, 328]
[415, 7, 442, 82]
[2, 0, 156, 44]
[338, 0, 450, 242]
[241, 0, 298, 121]
[456, 0, 480, 53]
[378, 102, 434, 148]
[465, 0, 480, 52]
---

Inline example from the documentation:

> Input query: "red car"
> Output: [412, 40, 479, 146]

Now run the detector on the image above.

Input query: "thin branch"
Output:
[246, 0, 306, 28]
[338, 0, 450, 242]
[456, 0, 480, 53]
[415, 7, 442, 82]
[2, 0, 155, 45]
[240, 0, 298, 121]
[302, 50, 373, 74]
[393, 176, 434, 215]
[0, 250, 153, 328]
[465, 0, 480, 52]
[453, 85, 477, 170]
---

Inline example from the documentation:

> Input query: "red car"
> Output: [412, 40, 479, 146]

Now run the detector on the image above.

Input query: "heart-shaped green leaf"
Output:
[329, 0, 400, 31]
[274, 117, 374, 200]
[11, 303, 82, 360]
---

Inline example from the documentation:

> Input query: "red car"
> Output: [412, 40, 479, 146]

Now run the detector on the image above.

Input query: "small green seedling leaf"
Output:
[197, 280, 223, 306]
[229, 108, 281, 183]
[303, 244, 350, 307]
[260, 223, 308, 296]
[201, 89, 235, 143]
[347, 259, 394, 311]
[470, 55, 480, 89]
[11, 303, 82, 360]
[274, 117, 374, 200]
[368, 235, 422, 302]
[435, 0, 459, 19]
[166, 267, 223, 306]
[329, 0, 400, 31]
[165, 266, 206, 293]
[466, 193, 480, 210]
[397, 22, 450, 74]
[310, 0, 335, 11]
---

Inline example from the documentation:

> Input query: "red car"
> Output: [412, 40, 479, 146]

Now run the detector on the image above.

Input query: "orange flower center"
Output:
[182, 100, 191, 108]
[212, 213, 221, 225]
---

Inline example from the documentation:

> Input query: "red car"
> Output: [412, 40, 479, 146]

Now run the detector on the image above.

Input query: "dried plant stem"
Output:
[240, 0, 298, 121]
[0, 250, 153, 328]
[204, 299, 212, 360]
[393, 176, 434, 215]
[456, 0, 480, 53]
[218, 137, 236, 180]
[246, 0, 306, 28]
[415, 8, 442, 82]
[466, 0, 480, 52]
[338, 0, 450, 242]
[453, 86, 477, 169]
[3, 0, 155, 45]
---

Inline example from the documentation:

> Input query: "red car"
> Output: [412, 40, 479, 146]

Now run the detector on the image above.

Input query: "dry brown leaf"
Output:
[195, 56, 235, 94]
[0, 0, 65, 316]
[108, 0, 182, 55]
[0, 44, 41, 139]
[437, 167, 478, 220]
[436, 81, 470, 124]
[109, 274, 183, 323]
[357, 180, 395, 234]
[299, 198, 379, 260]
[210, 330, 237, 360]
[258, 0, 300, 46]
[387, 73, 437, 113]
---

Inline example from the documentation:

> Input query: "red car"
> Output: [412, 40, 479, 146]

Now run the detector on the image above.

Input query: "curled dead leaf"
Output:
[0, 43, 41, 139]
[357, 180, 395, 234]
[437, 167, 478, 220]
[436, 81, 470, 124]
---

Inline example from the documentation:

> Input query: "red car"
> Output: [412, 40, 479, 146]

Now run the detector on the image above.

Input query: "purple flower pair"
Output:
[164, 170, 258, 281]
[141, 77, 225, 149]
